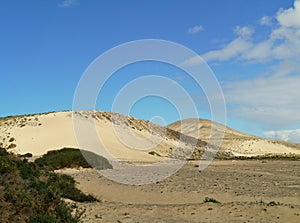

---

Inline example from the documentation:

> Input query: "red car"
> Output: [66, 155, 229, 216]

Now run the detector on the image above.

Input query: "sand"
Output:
[1, 111, 300, 222]
[56, 160, 300, 223]
[168, 118, 300, 156]
[1, 111, 300, 161]
[1, 111, 179, 162]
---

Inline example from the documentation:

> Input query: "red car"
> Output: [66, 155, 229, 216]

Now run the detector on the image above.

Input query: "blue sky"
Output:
[1, 0, 300, 142]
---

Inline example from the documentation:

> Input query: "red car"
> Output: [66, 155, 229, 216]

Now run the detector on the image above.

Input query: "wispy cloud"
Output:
[260, 16, 273, 26]
[222, 1, 300, 130]
[188, 25, 203, 34]
[264, 129, 300, 143]
[183, 1, 300, 136]
[233, 26, 254, 38]
[223, 73, 300, 128]
[58, 0, 78, 8]
[203, 37, 253, 62]
[199, 1, 300, 63]
[182, 26, 253, 65]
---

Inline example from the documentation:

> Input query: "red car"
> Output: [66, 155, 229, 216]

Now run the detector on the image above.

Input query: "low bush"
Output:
[35, 148, 112, 170]
[48, 173, 98, 202]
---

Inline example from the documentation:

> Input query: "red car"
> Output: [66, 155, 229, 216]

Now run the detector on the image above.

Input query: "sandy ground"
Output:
[58, 160, 300, 223]
[2, 111, 300, 222]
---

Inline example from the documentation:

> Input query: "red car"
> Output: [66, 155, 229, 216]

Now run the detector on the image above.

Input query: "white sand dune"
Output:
[1, 111, 300, 161]
[0, 111, 183, 162]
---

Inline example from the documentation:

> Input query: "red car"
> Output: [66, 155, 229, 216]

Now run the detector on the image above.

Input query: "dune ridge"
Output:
[0, 111, 299, 161]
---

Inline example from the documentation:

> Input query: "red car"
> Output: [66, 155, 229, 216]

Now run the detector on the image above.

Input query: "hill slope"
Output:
[0, 111, 205, 162]
[1, 112, 299, 160]
[168, 118, 300, 156]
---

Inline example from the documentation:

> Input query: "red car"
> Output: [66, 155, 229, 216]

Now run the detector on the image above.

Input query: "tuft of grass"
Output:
[35, 148, 112, 171]
[203, 197, 220, 204]
[256, 198, 266, 205]
[7, 143, 17, 149]
[148, 151, 161, 157]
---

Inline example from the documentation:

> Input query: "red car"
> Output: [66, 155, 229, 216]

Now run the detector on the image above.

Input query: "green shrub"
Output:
[48, 173, 98, 202]
[16, 159, 41, 180]
[0, 156, 16, 174]
[35, 148, 112, 170]
[30, 202, 83, 223]
[0, 147, 9, 156]
[0, 147, 96, 222]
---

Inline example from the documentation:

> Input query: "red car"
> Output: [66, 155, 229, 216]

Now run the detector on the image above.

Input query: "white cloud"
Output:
[183, 1, 300, 135]
[234, 26, 254, 38]
[200, 26, 254, 62]
[224, 73, 300, 128]
[272, 27, 300, 60]
[189, 1, 300, 64]
[241, 40, 272, 61]
[181, 56, 203, 66]
[202, 37, 252, 61]
[188, 25, 204, 34]
[260, 16, 273, 26]
[264, 129, 300, 143]
[277, 0, 300, 27]
[58, 0, 77, 8]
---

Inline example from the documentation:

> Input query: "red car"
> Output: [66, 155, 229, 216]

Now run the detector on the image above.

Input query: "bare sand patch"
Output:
[57, 160, 300, 222]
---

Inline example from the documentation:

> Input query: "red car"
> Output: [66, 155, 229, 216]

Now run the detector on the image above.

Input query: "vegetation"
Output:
[0, 147, 102, 223]
[35, 148, 113, 171]
[20, 152, 33, 158]
[158, 148, 300, 161]
[47, 173, 98, 202]
[7, 143, 17, 149]
[256, 198, 266, 204]
[148, 151, 161, 157]
[203, 197, 220, 204]
[216, 152, 300, 161]
[192, 150, 300, 161]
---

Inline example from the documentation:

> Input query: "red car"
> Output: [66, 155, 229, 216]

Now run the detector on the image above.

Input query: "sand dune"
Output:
[1, 111, 299, 162]
[0, 111, 202, 163]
